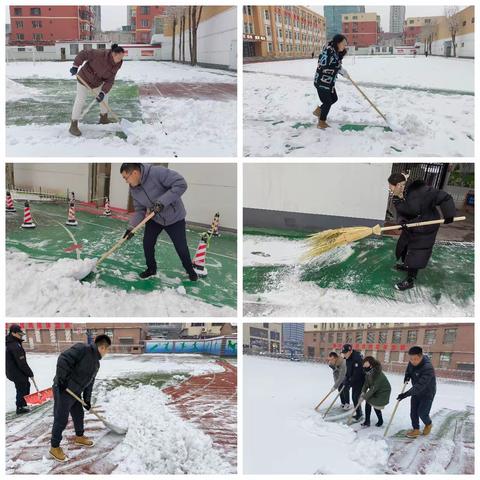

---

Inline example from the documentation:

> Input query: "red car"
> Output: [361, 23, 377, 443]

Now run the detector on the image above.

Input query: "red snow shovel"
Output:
[24, 378, 53, 406]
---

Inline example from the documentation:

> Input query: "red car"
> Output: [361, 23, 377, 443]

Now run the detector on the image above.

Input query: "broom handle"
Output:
[314, 388, 335, 411]
[96, 211, 155, 267]
[384, 382, 409, 437]
[323, 386, 344, 418]
[380, 216, 466, 232]
[76, 75, 120, 122]
[347, 75, 389, 124]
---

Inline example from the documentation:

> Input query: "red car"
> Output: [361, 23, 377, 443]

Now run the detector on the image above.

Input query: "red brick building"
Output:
[403, 16, 443, 46]
[9, 5, 96, 45]
[129, 5, 165, 43]
[342, 12, 380, 48]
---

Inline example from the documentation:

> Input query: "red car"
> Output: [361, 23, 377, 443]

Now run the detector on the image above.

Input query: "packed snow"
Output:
[6, 78, 41, 102]
[244, 56, 474, 157]
[6, 250, 236, 317]
[244, 356, 474, 474]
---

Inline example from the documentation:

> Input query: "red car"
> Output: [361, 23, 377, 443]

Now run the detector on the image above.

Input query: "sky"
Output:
[309, 5, 449, 31]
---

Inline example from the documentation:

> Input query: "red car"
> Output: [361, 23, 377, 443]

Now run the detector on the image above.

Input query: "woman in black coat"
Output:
[313, 34, 349, 129]
[388, 173, 456, 291]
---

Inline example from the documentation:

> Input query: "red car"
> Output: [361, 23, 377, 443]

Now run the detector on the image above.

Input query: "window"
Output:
[392, 331, 402, 344]
[244, 6, 253, 16]
[379, 331, 387, 343]
[336, 332, 342, 343]
[141, 20, 149, 28]
[355, 331, 363, 343]
[16, 33, 25, 40]
[36, 46, 44, 52]
[16, 20, 24, 28]
[263, 323, 269, 328]
[97, 43, 106, 49]
[14, 8, 22, 16]
[439, 352, 452, 368]
[462, 20, 467, 27]
[32, 33, 43, 41]
[367, 331, 375, 343]
[407, 330, 417, 343]
[424, 329, 436, 345]
[140, 6, 149, 15]
[390, 351, 400, 361]
[443, 328, 457, 344]
[18, 47, 26, 51]
[345, 332, 352, 343]
[328, 332, 334, 343]
[31, 8, 41, 16]
[266, 26, 271, 36]
[250, 327, 268, 339]
[264, 10, 270, 21]
[267, 42, 273, 53]
[307, 346, 315, 358]
[70, 44, 79, 55]
[32, 20, 42, 28]
[270, 331, 280, 340]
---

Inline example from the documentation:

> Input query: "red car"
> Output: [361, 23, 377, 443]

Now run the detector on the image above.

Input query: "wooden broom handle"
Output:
[347, 75, 389, 124]
[380, 216, 466, 232]
[96, 211, 155, 267]
[76, 74, 120, 122]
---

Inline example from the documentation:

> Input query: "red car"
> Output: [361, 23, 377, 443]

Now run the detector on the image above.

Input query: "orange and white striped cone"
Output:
[208, 212, 220, 237]
[192, 233, 209, 276]
[21, 201, 36, 228]
[103, 197, 112, 216]
[6, 191, 16, 213]
[65, 201, 78, 226]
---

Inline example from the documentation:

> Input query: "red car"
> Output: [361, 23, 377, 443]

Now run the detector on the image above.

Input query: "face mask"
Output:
[363, 366, 372, 373]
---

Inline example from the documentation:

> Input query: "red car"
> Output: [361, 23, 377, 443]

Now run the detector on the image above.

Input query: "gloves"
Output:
[96, 91, 105, 103]
[123, 229, 134, 240]
[83, 399, 91, 411]
[403, 375, 410, 384]
[70, 66, 78, 75]
[443, 217, 454, 224]
[153, 202, 164, 213]
[57, 378, 67, 392]
[397, 392, 409, 401]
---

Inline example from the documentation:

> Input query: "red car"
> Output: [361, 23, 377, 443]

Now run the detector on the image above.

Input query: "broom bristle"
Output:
[301, 226, 374, 261]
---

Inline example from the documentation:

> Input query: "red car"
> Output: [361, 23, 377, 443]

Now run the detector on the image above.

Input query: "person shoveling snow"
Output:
[69, 44, 125, 137]
[49, 334, 125, 462]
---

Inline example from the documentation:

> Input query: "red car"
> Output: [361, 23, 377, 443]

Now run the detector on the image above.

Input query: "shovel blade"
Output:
[119, 118, 137, 138]
[103, 420, 127, 435]
[24, 387, 53, 406]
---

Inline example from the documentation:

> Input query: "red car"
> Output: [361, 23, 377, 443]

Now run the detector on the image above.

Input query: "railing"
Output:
[24, 342, 144, 354]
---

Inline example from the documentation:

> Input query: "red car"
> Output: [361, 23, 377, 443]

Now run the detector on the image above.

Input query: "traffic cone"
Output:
[103, 197, 112, 216]
[208, 212, 220, 237]
[6, 191, 16, 213]
[65, 201, 78, 226]
[192, 233, 209, 276]
[21, 201, 36, 228]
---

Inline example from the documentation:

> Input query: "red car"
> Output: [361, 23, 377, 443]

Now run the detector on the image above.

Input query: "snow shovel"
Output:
[347, 397, 364, 425]
[76, 75, 136, 137]
[322, 386, 345, 418]
[314, 388, 335, 411]
[384, 382, 409, 437]
[66, 388, 127, 435]
[79, 210, 155, 281]
[24, 378, 53, 406]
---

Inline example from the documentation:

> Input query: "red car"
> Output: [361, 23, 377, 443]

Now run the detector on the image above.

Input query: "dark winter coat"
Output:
[6, 334, 33, 382]
[404, 355, 437, 400]
[329, 356, 347, 389]
[361, 365, 391, 408]
[344, 350, 365, 388]
[128, 164, 187, 229]
[74, 49, 123, 94]
[393, 180, 456, 269]
[53, 343, 101, 402]
[314, 44, 345, 92]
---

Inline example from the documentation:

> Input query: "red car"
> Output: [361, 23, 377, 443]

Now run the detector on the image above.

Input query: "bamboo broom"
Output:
[302, 216, 466, 261]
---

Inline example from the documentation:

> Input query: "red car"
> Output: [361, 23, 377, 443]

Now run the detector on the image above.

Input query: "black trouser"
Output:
[351, 383, 363, 417]
[400, 250, 419, 280]
[365, 402, 383, 423]
[410, 395, 434, 430]
[143, 219, 195, 275]
[14, 378, 30, 408]
[316, 87, 338, 121]
[51, 387, 85, 447]
[339, 385, 350, 405]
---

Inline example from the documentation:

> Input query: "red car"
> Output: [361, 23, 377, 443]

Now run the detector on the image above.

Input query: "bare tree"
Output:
[189, 6, 203, 66]
[181, 9, 186, 62]
[165, 6, 182, 62]
[421, 23, 436, 55]
[444, 6, 460, 57]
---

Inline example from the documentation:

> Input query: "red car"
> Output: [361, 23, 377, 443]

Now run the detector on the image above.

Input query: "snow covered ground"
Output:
[6, 61, 236, 157]
[244, 356, 474, 474]
[6, 250, 236, 317]
[244, 56, 474, 157]
[6, 354, 234, 474]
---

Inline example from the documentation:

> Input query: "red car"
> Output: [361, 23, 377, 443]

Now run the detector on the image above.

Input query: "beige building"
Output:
[179, 323, 236, 339]
[243, 323, 282, 353]
[243, 5, 326, 61]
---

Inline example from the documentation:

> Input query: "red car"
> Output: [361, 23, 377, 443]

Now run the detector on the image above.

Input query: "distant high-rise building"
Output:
[91, 6, 101, 33]
[324, 5, 365, 41]
[282, 323, 304, 354]
[389, 5, 405, 34]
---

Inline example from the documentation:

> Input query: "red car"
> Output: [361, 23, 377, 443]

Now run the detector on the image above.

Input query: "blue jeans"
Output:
[410, 395, 434, 429]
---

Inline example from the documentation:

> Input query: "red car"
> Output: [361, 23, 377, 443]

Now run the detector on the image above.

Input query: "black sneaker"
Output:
[395, 278, 415, 291]
[188, 271, 198, 281]
[16, 406, 30, 415]
[139, 268, 157, 279]
[395, 263, 408, 272]
[360, 421, 370, 427]
[353, 413, 363, 421]
[376, 419, 384, 427]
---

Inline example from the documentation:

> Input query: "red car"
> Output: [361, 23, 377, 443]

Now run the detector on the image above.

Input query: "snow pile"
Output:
[42, 257, 97, 281]
[99, 385, 233, 474]
[6, 250, 236, 316]
[6, 78, 41, 102]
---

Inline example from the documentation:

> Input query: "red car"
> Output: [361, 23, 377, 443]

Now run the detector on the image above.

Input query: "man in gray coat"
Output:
[327, 351, 349, 409]
[120, 163, 198, 281]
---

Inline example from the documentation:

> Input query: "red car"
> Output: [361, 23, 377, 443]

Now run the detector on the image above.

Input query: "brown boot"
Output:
[49, 446, 68, 462]
[313, 106, 321, 117]
[69, 120, 81, 137]
[74, 435, 95, 447]
[99, 113, 117, 124]
[317, 119, 330, 129]
[405, 428, 421, 438]
[422, 423, 432, 436]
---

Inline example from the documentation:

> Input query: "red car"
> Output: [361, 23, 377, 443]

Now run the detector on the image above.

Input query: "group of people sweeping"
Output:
[326, 343, 437, 438]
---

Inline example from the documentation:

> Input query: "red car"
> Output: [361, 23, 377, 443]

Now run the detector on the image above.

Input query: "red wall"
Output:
[403, 25, 422, 45]
[9, 5, 94, 45]
[133, 6, 165, 43]
[342, 20, 379, 47]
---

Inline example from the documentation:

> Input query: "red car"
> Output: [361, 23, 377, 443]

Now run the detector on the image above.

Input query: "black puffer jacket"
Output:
[6, 334, 33, 382]
[314, 44, 345, 91]
[404, 355, 436, 400]
[344, 350, 365, 388]
[393, 180, 456, 269]
[53, 343, 101, 402]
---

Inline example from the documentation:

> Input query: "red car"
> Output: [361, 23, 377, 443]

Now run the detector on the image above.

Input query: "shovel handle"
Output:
[76, 74, 120, 122]
[384, 382, 409, 437]
[314, 388, 335, 411]
[96, 211, 156, 268]
[380, 216, 466, 233]
[323, 386, 345, 418]
[31, 377, 40, 393]
[347, 397, 364, 425]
